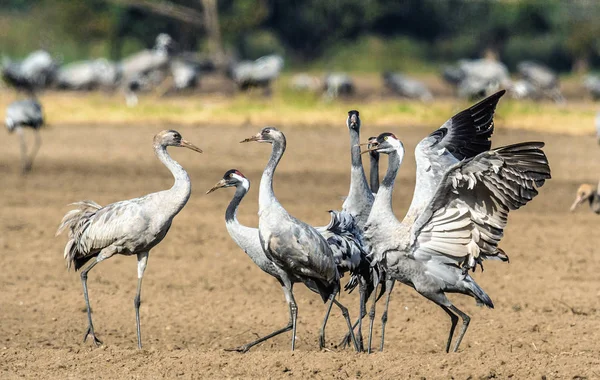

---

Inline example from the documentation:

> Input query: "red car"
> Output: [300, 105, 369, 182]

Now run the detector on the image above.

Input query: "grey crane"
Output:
[324, 73, 354, 100]
[207, 169, 368, 352]
[516, 61, 564, 103]
[363, 91, 505, 352]
[229, 54, 284, 95]
[56, 130, 202, 349]
[442, 59, 511, 99]
[338, 111, 385, 351]
[170, 58, 200, 90]
[383, 72, 433, 102]
[2, 50, 58, 93]
[55, 59, 121, 91]
[120, 34, 174, 82]
[570, 182, 600, 214]
[367, 136, 380, 194]
[240, 127, 359, 351]
[361, 92, 551, 353]
[5, 98, 44, 174]
[584, 75, 600, 100]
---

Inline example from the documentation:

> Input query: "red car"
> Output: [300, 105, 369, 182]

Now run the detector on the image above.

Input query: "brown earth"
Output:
[1, 116, 599, 379]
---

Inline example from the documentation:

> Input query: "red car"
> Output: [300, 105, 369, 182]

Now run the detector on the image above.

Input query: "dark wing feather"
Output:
[429, 90, 505, 160]
[413, 141, 551, 271]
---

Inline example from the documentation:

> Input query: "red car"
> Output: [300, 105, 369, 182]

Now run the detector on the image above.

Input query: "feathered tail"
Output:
[56, 200, 102, 271]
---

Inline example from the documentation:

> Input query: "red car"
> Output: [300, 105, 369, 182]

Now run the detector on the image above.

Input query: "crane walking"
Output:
[5, 98, 44, 174]
[240, 127, 359, 351]
[56, 130, 202, 349]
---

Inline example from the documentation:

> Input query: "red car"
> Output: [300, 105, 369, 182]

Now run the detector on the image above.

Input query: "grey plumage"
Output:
[363, 90, 551, 353]
[170, 58, 200, 90]
[229, 54, 284, 93]
[383, 72, 433, 102]
[2, 50, 58, 92]
[5, 98, 44, 173]
[208, 170, 368, 352]
[324, 73, 354, 99]
[56, 59, 121, 90]
[515, 61, 564, 103]
[584, 75, 600, 100]
[442, 59, 511, 99]
[56, 130, 202, 349]
[241, 127, 359, 351]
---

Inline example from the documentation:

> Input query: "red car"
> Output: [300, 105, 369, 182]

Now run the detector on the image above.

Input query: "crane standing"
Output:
[56, 130, 202, 349]
[241, 127, 359, 351]
[5, 98, 44, 174]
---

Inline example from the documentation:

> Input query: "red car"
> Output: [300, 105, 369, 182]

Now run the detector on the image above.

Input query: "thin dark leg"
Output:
[448, 304, 471, 352]
[290, 296, 298, 351]
[356, 284, 366, 351]
[135, 252, 148, 349]
[226, 284, 295, 353]
[318, 290, 336, 350]
[439, 304, 459, 353]
[379, 279, 395, 352]
[333, 298, 360, 352]
[367, 282, 380, 354]
[80, 259, 102, 346]
[16, 128, 29, 174]
[26, 130, 41, 172]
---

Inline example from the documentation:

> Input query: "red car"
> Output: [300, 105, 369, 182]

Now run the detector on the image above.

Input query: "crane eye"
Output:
[229, 173, 233, 178]
[384, 136, 388, 141]
[264, 129, 270, 134]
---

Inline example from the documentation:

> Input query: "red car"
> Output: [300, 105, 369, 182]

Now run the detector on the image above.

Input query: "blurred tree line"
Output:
[1, 0, 600, 73]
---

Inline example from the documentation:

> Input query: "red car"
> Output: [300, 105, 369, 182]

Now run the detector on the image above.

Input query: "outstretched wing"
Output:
[405, 91, 506, 218]
[411, 142, 551, 271]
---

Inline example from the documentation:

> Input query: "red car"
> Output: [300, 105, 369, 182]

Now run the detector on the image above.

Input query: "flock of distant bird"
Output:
[52, 90, 554, 354]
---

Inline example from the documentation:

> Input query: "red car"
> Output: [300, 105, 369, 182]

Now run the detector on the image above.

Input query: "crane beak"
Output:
[240, 133, 261, 143]
[360, 143, 379, 155]
[180, 139, 203, 153]
[569, 195, 585, 212]
[349, 114, 358, 128]
[206, 179, 227, 194]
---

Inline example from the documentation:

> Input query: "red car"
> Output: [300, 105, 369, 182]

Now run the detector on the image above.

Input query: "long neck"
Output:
[226, 184, 248, 224]
[369, 148, 403, 226]
[259, 139, 285, 213]
[347, 127, 372, 199]
[369, 153, 379, 194]
[155, 143, 191, 216]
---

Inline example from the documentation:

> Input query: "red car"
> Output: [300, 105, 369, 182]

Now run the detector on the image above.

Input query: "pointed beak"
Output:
[570, 195, 585, 212]
[206, 179, 227, 194]
[360, 142, 379, 155]
[180, 139, 203, 153]
[240, 133, 261, 143]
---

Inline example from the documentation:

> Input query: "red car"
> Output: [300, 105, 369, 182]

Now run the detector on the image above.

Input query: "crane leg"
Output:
[448, 304, 470, 353]
[439, 304, 459, 353]
[338, 283, 367, 351]
[134, 252, 149, 349]
[333, 298, 360, 352]
[80, 259, 103, 346]
[225, 283, 295, 353]
[26, 129, 42, 172]
[318, 290, 336, 350]
[366, 281, 379, 354]
[16, 128, 29, 174]
[379, 278, 395, 352]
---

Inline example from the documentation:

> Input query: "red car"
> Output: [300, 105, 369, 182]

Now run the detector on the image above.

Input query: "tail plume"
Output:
[56, 200, 102, 270]
[465, 276, 494, 308]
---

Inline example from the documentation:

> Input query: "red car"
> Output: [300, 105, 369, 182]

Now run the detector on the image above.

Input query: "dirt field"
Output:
[1, 113, 599, 379]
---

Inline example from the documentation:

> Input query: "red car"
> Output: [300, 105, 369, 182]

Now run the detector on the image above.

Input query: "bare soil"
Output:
[1, 119, 599, 379]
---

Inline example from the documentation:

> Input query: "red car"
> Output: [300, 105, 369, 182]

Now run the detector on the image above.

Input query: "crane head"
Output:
[240, 126, 283, 144]
[347, 110, 360, 130]
[570, 183, 595, 212]
[207, 169, 249, 194]
[367, 136, 379, 159]
[154, 130, 202, 153]
[360, 132, 402, 155]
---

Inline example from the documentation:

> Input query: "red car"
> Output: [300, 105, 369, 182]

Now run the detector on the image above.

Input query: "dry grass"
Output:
[1, 73, 598, 135]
